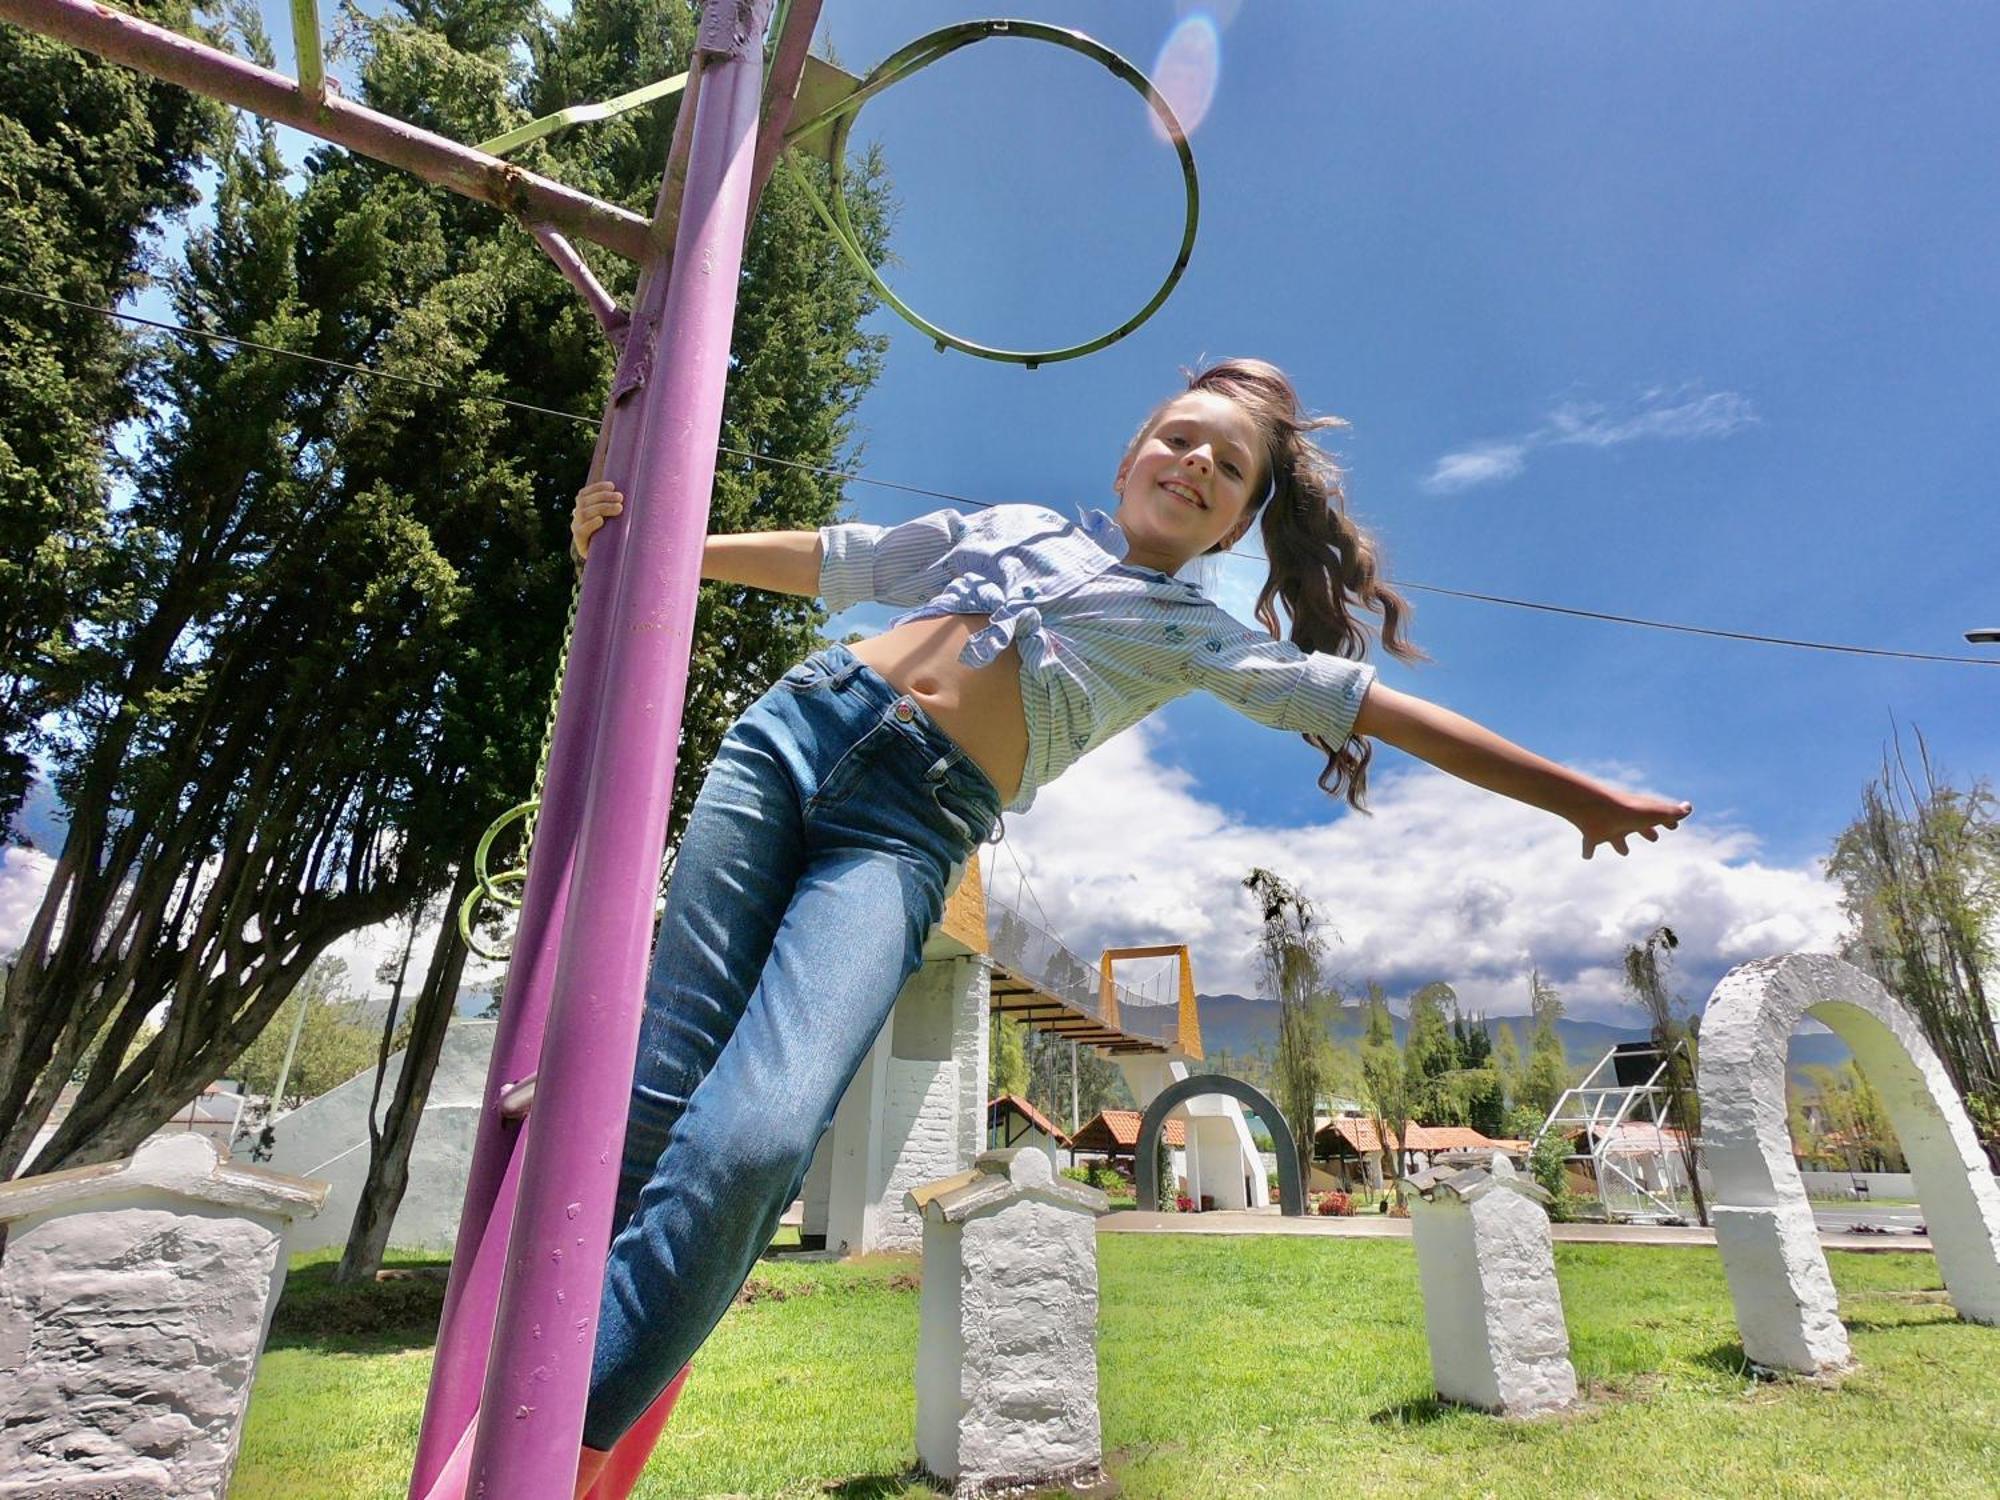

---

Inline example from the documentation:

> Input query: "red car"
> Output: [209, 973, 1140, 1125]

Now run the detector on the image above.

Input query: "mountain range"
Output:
[1185, 992, 1853, 1081]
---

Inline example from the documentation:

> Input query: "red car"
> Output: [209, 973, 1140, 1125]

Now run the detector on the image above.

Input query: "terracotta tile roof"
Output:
[1071, 1108, 1186, 1153]
[1317, 1116, 1389, 1155]
[1401, 1125, 1500, 1152]
[1314, 1117, 1501, 1155]
[988, 1093, 1071, 1147]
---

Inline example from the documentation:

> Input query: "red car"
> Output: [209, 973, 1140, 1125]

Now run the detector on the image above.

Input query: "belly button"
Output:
[909, 675, 939, 696]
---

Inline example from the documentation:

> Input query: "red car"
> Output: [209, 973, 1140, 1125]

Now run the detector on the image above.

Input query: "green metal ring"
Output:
[457, 869, 527, 963]
[471, 799, 538, 911]
[785, 19, 1200, 368]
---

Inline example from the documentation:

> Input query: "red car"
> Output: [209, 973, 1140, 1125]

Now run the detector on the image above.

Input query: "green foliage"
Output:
[989, 1012, 1028, 1099]
[1243, 866, 1332, 1172]
[1528, 1128, 1577, 1222]
[1358, 981, 1411, 1183]
[1519, 968, 1571, 1118]
[227, 958, 413, 1108]
[1492, 1017, 1524, 1106]
[0, 2, 225, 828]
[1799, 1060, 1908, 1173]
[1829, 729, 2000, 1126]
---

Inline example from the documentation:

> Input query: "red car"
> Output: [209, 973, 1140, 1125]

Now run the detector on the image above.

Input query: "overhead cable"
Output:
[7, 282, 1991, 668]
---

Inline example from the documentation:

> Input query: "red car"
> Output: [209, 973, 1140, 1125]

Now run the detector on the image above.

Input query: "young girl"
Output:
[553, 358, 1690, 1495]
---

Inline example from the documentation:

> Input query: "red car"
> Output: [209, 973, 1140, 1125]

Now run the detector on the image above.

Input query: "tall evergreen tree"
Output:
[0, 0, 891, 1193]
[0, 2, 223, 829]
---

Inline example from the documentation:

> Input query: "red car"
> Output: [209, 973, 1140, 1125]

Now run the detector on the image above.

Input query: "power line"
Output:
[8, 281, 1993, 668]
[2, 283, 602, 428]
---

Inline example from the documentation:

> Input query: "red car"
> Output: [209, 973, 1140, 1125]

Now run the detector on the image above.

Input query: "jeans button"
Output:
[893, 698, 915, 723]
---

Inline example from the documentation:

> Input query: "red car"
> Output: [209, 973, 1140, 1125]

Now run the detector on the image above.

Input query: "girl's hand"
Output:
[1571, 790, 1693, 860]
[571, 480, 623, 563]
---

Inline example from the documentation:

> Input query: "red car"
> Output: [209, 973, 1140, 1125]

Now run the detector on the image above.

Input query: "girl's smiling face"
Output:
[1112, 390, 1268, 574]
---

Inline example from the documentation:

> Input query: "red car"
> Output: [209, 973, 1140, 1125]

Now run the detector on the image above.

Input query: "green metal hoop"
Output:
[784, 19, 1201, 369]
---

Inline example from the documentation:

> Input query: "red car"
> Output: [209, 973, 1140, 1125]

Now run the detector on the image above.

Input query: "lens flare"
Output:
[1149, 14, 1222, 143]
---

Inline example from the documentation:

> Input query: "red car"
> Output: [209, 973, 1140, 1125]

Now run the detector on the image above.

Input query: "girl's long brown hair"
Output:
[1148, 358, 1422, 808]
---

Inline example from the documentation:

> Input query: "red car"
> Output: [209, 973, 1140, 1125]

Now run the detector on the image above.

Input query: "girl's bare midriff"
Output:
[847, 614, 1027, 804]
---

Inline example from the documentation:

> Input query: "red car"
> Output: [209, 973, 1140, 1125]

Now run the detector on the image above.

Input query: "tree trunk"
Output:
[336, 861, 477, 1282]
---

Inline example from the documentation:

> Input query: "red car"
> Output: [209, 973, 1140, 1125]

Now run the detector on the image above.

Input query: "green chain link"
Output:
[458, 573, 582, 961]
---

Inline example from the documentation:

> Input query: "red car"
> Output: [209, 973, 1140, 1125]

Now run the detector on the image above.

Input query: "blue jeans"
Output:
[584, 646, 1001, 1448]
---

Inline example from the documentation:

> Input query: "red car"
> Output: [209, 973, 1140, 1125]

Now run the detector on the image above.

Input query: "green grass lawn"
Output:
[237, 1238, 2000, 1499]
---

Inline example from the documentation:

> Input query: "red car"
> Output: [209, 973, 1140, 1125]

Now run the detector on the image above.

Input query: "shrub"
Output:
[1528, 1132, 1580, 1222]
[1059, 1166, 1092, 1185]
[1174, 1194, 1195, 1213]
[1089, 1164, 1128, 1193]
[1315, 1191, 1354, 1217]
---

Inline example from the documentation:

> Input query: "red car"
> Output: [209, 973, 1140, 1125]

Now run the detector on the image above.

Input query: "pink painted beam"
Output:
[459, 2, 775, 1493]
[747, 0, 824, 209]
[528, 225, 629, 341]
[0, 0, 652, 261]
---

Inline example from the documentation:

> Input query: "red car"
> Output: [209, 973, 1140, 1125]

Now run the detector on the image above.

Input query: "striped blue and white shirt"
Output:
[819, 504, 1376, 812]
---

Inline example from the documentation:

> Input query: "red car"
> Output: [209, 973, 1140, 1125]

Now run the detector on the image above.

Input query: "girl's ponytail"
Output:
[1184, 359, 1423, 808]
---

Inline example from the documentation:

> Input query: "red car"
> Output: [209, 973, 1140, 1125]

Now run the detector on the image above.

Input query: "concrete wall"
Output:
[1797, 1170, 1920, 1199]
[808, 953, 991, 1255]
[877, 1060, 963, 1252]
[239, 1019, 497, 1255]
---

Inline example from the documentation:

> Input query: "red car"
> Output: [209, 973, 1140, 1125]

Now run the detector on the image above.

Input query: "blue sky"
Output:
[4, 2, 1994, 1023]
[802, 2, 1996, 1015]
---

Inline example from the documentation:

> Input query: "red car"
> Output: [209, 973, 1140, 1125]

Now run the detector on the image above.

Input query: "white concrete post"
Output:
[1403, 1155, 1578, 1417]
[906, 1148, 1109, 1497]
[0, 1134, 326, 1497]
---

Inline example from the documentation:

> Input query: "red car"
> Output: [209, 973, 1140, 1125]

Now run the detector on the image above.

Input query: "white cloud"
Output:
[986, 721, 1843, 1026]
[1545, 387, 1757, 448]
[5, 724, 1845, 1036]
[1422, 442, 1529, 494]
[0, 847, 57, 961]
[1423, 384, 1757, 494]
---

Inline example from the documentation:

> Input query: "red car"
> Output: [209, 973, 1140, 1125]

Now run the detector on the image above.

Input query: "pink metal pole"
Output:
[460, 4, 774, 1493]
[0, 0, 653, 261]
[412, 5, 816, 1484]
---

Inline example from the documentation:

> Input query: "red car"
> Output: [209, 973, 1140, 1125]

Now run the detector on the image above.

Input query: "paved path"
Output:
[1099, 1207, 1933, 1254]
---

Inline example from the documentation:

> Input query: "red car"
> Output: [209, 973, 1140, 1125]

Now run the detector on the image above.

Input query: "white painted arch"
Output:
[1697, 953, 2000, 1373]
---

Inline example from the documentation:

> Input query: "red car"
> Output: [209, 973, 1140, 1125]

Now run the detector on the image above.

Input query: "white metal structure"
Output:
[1531, 1040, 1696, 1221]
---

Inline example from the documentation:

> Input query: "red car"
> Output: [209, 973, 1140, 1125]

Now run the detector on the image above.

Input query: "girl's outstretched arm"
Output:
[1353, 682, 1691, 859]
[570, 482, 821, 596]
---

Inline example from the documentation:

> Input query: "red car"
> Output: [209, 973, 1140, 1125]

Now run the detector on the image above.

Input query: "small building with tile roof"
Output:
[987, 1094, 1071, 1171]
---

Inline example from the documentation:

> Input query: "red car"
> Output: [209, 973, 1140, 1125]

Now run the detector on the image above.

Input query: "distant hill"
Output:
[1191, 992, 1852, 1081]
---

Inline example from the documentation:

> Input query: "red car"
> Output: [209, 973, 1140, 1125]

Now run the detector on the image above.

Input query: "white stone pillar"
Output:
[1117, 1053, 1269, 1209]
[1403, 1156, 1578, 1417]
[906, 1149, 1109, 1497]
[0, 1134, 326, 1497]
